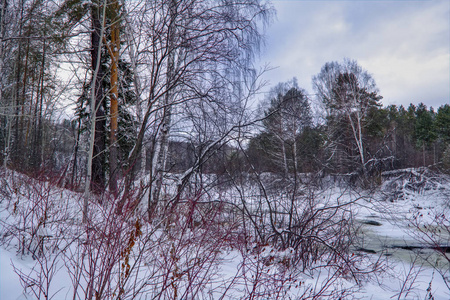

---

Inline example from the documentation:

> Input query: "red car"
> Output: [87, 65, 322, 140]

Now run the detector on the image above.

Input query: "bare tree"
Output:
[258, 79, 312, 175]
[117, 0, 273, 216]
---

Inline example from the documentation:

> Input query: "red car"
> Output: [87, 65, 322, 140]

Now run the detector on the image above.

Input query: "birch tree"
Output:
[148, 0, 177, 215]
[313, 59, 382, 173]
[84, 0, 107, 222]
[259, 79, 312, 175]
[117, 0, 272, 215]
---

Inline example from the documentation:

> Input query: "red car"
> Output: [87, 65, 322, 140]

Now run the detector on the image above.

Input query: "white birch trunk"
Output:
[125, 21, 146, 178]
[347, 107, 365, 170]
[149, 0, 177, 215]
[83, 0, 107, 223]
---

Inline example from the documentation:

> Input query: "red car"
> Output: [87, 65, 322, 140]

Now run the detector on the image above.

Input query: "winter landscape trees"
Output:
[0, 0, 449, 299]
[1, 0, 448, 209]
[248, 79, 313, 174]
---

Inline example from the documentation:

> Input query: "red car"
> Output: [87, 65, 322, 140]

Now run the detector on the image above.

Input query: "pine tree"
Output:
[415, 103, 436, 166]
[75, 0, 136, 195]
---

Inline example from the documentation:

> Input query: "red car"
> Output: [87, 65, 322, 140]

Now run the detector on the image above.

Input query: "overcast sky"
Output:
[257, 0, 450, 110]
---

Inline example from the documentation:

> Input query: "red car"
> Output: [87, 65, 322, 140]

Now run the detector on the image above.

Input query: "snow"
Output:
[1, 168, 450, 299]
[0, 247, 26, 300]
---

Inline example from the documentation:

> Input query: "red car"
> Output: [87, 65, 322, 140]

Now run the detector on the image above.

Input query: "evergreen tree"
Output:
[75, 52, 137, 191]
[75, 0, 136, 194]
[415, 103, 436, 166]
[415, 103, 436, 148]
[435, 104, 450, 143]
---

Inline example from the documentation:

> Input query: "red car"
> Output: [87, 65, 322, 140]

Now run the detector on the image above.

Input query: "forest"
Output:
[0, 0, 449, 299]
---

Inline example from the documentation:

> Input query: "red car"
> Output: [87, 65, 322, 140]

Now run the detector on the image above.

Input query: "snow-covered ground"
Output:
[1, 168, 449, 299]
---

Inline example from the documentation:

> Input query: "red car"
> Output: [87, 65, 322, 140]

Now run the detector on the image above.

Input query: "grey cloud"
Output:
[258, 0, 449, 107]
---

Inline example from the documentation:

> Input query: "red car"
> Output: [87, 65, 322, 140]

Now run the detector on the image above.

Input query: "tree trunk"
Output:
[347, 110, 365, 172]
[32, 37, 46, 171]
[90, 1, 106, 195]
[16, 40, 30, 166]
[11, 1, 24, 167]
[148, 0, 177, 218]
[114, 10, 146, 214]
[71, 120, 81, 187]
[108, 0, 120, 196]
[423, 143, 426, 166]
[84, 0, 107, 223]
[126, 24, 146, 178]
[0, 0, 6, 167]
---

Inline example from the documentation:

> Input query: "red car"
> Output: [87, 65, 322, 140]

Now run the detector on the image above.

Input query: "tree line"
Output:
[247, 59, 450, 180]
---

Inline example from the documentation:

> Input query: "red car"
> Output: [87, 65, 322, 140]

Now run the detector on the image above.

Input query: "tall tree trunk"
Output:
[32, 37, 46, 171]
[281, 140, 288, 175]
[347, 110, 365, 172]
[148, 0, 177, 218]
[423, 143, 426, 166]
[84, 0, 107, 223]
[11, 0, 24, 167]
[71, 120, 81, 187]
[0, 0, 7, 167]
[126, 17, 145, 178]
[90, 1, 106, 195]
[114, 9, 146, 214]
[16, 40, 29, 166]
[0, 0, 4, 101]
[108, 0, 120, 196]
